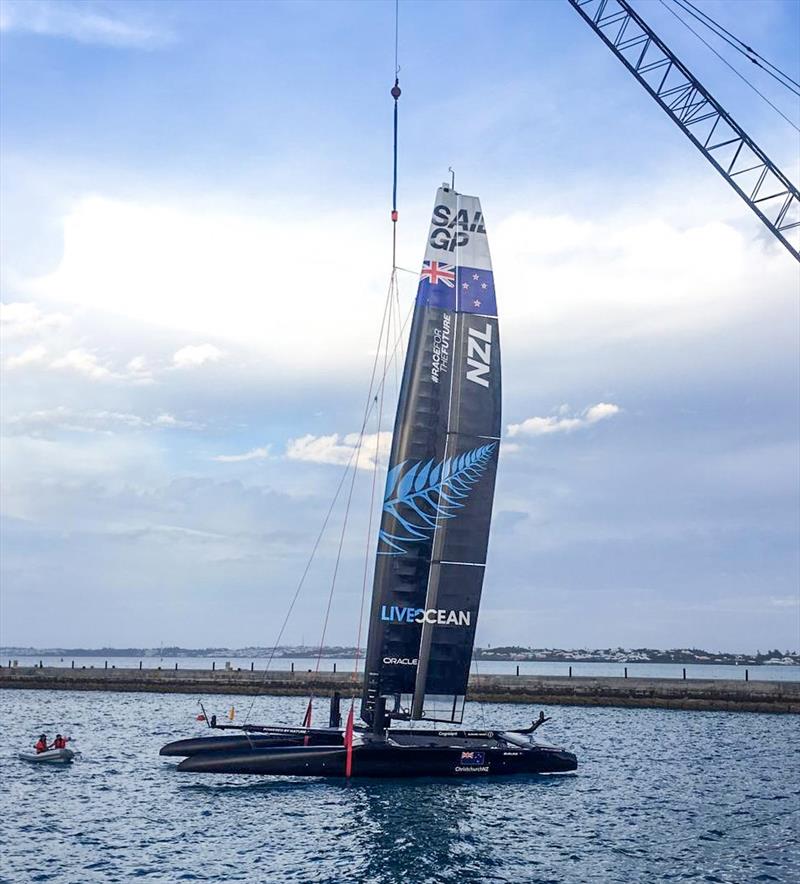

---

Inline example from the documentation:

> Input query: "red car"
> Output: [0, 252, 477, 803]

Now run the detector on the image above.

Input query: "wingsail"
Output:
[362, 185, 501, 724]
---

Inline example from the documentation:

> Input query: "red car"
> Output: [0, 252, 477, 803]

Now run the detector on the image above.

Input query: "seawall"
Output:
[1, 666, 798, 713]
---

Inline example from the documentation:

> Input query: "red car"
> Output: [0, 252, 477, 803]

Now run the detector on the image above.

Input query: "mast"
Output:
[361, 184, 501, 725]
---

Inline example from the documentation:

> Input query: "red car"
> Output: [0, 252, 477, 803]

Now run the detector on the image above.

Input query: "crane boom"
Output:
[567, 0, 800, 262]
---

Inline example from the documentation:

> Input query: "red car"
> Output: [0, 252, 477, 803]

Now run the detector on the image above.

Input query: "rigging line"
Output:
[472, 655, 487, 729]
[671, 0, 800, 97]
[391, 268, 402, 396]
[313, 273, 400, 676]
[350, 0, 412, 676]
[665, 0, 800, 97]
[394, 0, 399, 76]
[390, 1, 401, 230]
[313, 398, 371, 674]
[353, 276, 396, 675]
[353, 276, 395, 682]
[241, 282, 413, 725]
[352, 405, 380, 682]
[663, 0, 800, 109]
[241, 444, 359, 727]
[243, 271, 399, 726]
[368, 289, 414, 410]
[242, 487, 358, 730]
[659, 0, 800, 132]
[670, 0, 800, 92]
[391, 87, 401, 228]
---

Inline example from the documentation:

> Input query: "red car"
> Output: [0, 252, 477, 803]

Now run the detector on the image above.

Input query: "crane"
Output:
[566, 0, 800, 263]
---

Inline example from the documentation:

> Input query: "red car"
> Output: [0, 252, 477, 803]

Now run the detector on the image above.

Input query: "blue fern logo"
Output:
[377, 442, 497, 555]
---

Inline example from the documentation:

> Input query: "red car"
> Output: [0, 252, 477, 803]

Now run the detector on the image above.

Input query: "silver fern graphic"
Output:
[378, 442, 497, 555]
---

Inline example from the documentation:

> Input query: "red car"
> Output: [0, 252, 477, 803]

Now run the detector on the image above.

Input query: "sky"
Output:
[1, 0, 798, 653]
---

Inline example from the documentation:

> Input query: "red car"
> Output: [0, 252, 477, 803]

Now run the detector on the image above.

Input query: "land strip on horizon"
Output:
[2, 645, 798, 666]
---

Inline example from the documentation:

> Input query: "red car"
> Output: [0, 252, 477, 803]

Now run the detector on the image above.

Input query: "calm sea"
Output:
[1, 689, 797, 883]
[7, 655, 800, 682]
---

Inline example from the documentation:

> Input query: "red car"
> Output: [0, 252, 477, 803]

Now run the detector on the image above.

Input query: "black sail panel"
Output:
[361, 186, 501, 725]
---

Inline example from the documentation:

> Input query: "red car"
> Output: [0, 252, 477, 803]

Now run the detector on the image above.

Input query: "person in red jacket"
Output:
[34, 734, 48, 753]
[51, 734, 67, 750]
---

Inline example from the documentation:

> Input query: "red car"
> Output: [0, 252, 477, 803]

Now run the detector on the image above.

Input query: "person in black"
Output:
[530, 711, 551, 732]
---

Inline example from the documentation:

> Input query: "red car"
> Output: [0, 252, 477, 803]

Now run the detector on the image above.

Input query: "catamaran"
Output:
[161, 184, 578, 777]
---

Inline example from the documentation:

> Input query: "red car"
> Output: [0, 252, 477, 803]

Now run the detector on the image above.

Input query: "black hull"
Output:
[160, 726, 534, 759]
[172, 738, 577, 778]
[160, 729, 343, 757]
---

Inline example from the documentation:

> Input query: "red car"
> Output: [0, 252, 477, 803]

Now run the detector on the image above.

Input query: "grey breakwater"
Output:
[2, 666, 798, 713]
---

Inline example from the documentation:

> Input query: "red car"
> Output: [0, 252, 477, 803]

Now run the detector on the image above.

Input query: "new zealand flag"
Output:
[457, 267, 496, 316]
[459, 750, 486, 765]
[416, 261, 496, 316]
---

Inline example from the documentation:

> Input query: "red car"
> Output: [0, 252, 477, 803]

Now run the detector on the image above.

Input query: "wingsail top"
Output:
[362, 185, 501, 724]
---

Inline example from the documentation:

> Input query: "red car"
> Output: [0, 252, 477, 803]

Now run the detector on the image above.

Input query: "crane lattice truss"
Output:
[568, 0, 800, 262]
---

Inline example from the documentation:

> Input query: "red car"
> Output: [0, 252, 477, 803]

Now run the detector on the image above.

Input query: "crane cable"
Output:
[345, 0, 403, 748]
[390, 0, 401, 265]
[669, 0, 800, 94]
[659, 0, 800, 133]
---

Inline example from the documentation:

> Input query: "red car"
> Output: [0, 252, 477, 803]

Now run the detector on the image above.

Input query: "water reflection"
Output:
[346, 775, 574, 883]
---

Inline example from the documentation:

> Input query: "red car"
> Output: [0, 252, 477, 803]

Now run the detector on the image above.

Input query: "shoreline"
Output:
[4, 650, 797, 668]
[2, 666, 798, 714]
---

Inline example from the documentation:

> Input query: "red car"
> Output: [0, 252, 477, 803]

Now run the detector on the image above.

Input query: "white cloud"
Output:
[50, 348, 110, 380]
[173, 344, 223, 368]
[768, 597, 800, 609]
[508, 402, 620, 438]
[153, 413, 195, 429]
[286, 432, 392, 471]
[0, 433, 168, 523]
[24, 195, 397, 376]
[4, 344, 48, 369]
[3, 407, 198, 437]
[0, 301, 68, 337]
[211, 446, 271, 463]
[125, 355, 154, 383]
[491, 209, 793, 346]
[127, 356, 147, 372]
[0, 0, 173, 49]
[20, 192, 795, 394]
[585, 403, 620, 423]
[3, 342, 162, 383]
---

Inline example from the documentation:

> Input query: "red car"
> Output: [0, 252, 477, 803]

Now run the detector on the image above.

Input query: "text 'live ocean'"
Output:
[380, 606, 471, 626]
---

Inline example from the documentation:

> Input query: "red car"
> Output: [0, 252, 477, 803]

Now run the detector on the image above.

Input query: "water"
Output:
[7, 655, 800, 682]
[1, 690, 797, 883]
